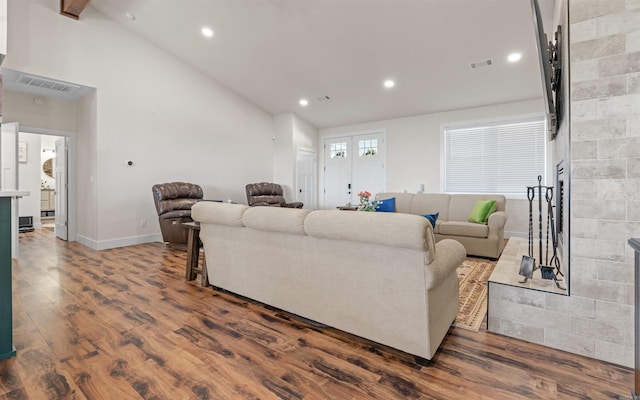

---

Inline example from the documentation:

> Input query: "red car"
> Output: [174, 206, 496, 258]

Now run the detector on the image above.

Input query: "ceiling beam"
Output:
[60, 0, 91, 20]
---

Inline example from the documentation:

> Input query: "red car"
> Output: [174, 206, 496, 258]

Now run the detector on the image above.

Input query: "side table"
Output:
[336, 205, 359, 211]
[183, 221, 209, 287]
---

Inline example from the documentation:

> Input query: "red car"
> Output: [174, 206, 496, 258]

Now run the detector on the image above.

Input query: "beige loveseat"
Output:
[192, 202, 466, 360]
[375, 193, 507, 259]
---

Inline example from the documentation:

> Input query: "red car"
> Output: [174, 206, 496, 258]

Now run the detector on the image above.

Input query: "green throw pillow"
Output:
[468, 199, 497, 224]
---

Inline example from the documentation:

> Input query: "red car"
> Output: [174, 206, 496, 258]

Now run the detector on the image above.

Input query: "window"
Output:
[330, 142, 347, 158]
[443, 117, 546, 196]
[358, 139, 378, 157]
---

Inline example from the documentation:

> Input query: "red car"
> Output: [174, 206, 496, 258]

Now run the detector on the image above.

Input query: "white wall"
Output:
[2, 90, 76, 131]
[273, 112, 319, 202]
[293, 114, 318, 151]
[319, 99, 542, 236]
[76, 91, 97, 242]
[5, 0, 276, 249]
[273, 113, 295, 200]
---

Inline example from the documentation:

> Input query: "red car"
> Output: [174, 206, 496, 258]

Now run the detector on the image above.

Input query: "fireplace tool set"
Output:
[519, 175, 566, 290]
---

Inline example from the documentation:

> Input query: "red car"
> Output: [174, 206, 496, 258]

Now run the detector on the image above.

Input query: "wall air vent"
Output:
[16, 74, 80, 94]
[470, 59, 493, 69]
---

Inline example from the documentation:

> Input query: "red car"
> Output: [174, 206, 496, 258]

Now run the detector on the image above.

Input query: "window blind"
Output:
[443, 117, 546, 195]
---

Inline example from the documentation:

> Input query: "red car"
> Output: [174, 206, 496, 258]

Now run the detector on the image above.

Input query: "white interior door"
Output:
[54, 138, 68, 240]
[296, 148, 317, 209]
[323, 137, 353, 209]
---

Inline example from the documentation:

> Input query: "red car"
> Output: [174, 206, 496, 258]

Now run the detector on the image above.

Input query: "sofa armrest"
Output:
[487, 211, 507, 230]
[424, 239, 466, 289]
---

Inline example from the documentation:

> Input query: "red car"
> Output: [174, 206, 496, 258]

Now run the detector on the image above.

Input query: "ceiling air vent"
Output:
[470, 59, 493, 69]
[316, 95, 331, 102]
[16, 74, 80, 94]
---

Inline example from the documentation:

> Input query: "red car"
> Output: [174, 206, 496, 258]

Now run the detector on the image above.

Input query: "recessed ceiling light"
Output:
[299, 99, 309, 106]
[507, 52, 522, 62]
[201, 27, 214, 38]
[383, 79, 395, 88]
[125, 12, 136, 20]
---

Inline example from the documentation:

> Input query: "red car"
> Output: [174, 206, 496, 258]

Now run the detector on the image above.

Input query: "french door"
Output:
[323, 132, 386, 209]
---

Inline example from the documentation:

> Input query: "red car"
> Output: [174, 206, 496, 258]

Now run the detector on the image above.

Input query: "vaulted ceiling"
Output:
[16, 0, 559, 129]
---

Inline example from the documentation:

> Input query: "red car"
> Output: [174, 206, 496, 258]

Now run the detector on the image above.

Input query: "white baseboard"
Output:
[505, 231, 527, 238]
[76, 233, 163, 250]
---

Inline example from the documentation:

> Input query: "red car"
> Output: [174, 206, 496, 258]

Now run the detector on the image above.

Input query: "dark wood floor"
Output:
[0, 228, 633, 399]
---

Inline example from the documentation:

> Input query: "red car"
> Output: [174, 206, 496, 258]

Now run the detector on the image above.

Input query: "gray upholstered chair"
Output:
[245, 182, 303, 208]
[152, 182, 203, 246]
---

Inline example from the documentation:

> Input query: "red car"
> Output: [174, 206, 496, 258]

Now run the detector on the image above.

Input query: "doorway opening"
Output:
[17, 127, 76, 242]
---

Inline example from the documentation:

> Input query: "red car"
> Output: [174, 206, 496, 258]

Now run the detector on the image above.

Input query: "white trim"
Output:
[440, 112, 546, 131]
[320, 128, 387, 140]
[77, 233, 163, 251]
[505, 231, 528, 239]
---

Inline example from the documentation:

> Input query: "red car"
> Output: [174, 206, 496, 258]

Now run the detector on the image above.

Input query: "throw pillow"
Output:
[375, 197, 396, 212]
[468, 199, 497, 224]
[422, 212, 439, 228]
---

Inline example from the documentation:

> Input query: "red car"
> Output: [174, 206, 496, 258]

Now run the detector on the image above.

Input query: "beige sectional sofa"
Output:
[375, 193, 507, 259]
[192, 202, 466, 360]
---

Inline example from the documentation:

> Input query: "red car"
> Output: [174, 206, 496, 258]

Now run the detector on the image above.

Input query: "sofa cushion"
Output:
[410, 193, 450, 221]
[375, 197, 395, 212]
[242, 206, 310, 235]
[192, 202, 248, 227]
[468, 199, 497, 224]
[304, 210, 436, 262]
[438, 221, 489, 238]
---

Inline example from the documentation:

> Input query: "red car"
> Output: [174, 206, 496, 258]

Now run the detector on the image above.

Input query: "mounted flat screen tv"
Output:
[530, 0, 560, 141]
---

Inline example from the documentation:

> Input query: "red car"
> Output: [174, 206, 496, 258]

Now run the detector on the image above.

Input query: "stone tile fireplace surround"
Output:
[488, 0, 640, 368]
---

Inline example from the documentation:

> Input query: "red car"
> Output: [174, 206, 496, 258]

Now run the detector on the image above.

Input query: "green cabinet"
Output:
[0, 192, 28, 360]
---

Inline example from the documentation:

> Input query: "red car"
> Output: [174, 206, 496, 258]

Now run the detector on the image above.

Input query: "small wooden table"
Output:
[336, 205, 359, 211]
[183, 222, 209, 286]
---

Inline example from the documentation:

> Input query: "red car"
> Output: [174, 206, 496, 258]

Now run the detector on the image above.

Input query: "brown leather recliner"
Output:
[152, 182, 203, 246]
[245, 182, 303, 208]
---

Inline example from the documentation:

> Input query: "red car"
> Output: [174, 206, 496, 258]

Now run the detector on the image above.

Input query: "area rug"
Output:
[454, 258, 497, 332]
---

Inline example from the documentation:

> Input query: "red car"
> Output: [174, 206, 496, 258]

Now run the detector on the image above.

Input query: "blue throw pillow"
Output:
[375, 197, 395, 212]
[422, 212, 439, 228]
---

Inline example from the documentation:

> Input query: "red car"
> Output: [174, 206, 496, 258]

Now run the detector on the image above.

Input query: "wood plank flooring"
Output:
[0, 228, 633, 399]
